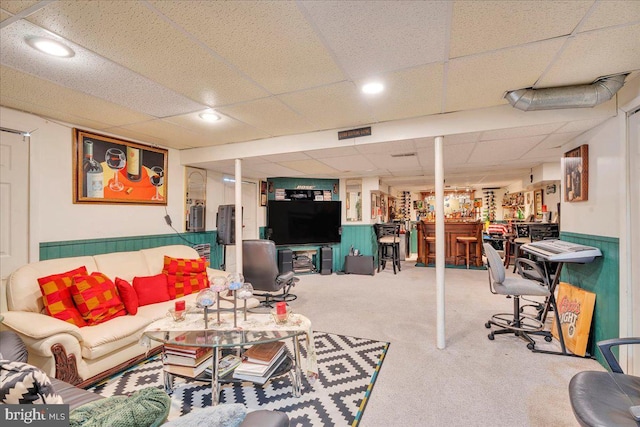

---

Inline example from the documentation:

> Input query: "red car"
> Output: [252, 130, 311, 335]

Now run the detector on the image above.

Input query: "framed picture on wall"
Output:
[73, 128, 168, 205]
[563, 144, 589, 202]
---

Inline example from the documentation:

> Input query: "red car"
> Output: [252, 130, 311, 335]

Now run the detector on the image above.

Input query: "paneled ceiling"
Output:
[1, 1, 639, 191]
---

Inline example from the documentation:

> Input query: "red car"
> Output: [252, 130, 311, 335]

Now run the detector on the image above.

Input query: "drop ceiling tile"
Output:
[279, 159, 339, 175]
[249, 163, 305, 177]
[300, 0, 449, 78]
[580, 0, 640, 32]
[468, 136, 543, 164]
[413, 137, 435, 149]
[0, 66, 152, 126]
[444, 142, 475, 166]
[525, 145, 564, 161]
[446, 38, 565, 111]
[443, 132, 482, 145]
[356, 139, 416, 155]
[261, 152, 311, 163]
[1, 10, 11, 21]
[162, 111, 270, 145]
[555, 117, 609, 133]
[480, 122, 565, 141]
[365, 152, 420, 171]
[538, 132, 582, 149]
[99, 126, 185, 149]
[539, 24, 640, 86]
[116, 120, 216, 149]
[1, 20, 204, 118]
[218, 98, 315, 136]
[1, 95, 112, 132]
[317, 154, 376, 173]
[306, 146, 360, 159]
[416, 148, 435, 168]
[28, 1, 268, 107]
[1, 1, 40, 14]
[361, 63, 444, 122]
[450, 1, 592, 57]
[278, 81, 375, 130]
[150, 0, 344, 94]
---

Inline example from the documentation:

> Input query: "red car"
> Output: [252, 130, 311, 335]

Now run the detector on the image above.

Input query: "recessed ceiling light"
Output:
[199, 112, 221, 122]
[362, 82, 384, 94]
[25, 36, 75, 58]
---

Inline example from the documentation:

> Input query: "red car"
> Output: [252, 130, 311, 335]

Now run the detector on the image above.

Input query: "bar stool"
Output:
[456, 236, 479, 269]
[374, 223, 401, 274]
[425, 236, 436, 264]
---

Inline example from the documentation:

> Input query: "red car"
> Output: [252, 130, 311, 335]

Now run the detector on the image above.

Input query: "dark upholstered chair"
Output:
[483, 243, 552, 350]
[569, 337, 640, 426]
[242, 239, 298, 307]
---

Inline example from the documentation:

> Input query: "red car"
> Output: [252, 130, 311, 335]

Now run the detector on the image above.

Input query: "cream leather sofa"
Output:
[1, 245, 258, 386]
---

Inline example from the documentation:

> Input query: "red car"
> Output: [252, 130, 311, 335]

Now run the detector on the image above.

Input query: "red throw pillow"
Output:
[162, 256, 208, 298]
[37, 266, 88, 327]
[132, 273, 170, 306]
[70, 273, 126, 326]
[115, 278, 139, 315]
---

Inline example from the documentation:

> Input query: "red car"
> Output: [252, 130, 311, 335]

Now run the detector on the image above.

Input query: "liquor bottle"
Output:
[83, 140, 104, 198]
[126, 146, 142, 182]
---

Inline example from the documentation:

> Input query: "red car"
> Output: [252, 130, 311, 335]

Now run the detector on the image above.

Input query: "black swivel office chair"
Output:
[483, 243, 553, 350]
[242, 239, 298, 307]
[569, 337, 640, 426]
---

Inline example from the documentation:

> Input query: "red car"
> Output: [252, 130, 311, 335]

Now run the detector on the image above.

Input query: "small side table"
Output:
[344, 255, 375, 275]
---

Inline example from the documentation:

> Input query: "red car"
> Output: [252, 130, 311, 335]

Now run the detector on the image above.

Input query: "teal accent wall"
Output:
[559, 231, 619, 366]
[39, 231, 226, 270]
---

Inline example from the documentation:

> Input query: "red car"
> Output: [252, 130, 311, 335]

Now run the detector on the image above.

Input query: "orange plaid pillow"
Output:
[70, 273, 126, 326]
[166, 272, 208, 299]
[37, 267, 88, 327]
[162, 256, 207, 275]
[162, 256, 208, 299]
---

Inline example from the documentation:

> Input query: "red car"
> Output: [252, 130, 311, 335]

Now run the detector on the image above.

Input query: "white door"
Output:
[0, 130, 29, 312]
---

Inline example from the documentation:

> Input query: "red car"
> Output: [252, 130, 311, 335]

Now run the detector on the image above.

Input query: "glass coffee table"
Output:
[142, 312, 316, 405]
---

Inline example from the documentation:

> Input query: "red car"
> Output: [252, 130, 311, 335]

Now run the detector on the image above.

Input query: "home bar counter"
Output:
[416, 220, 483, 267]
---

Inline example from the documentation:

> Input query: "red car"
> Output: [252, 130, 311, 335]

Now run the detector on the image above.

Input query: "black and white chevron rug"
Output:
[85, 332, 389, 426]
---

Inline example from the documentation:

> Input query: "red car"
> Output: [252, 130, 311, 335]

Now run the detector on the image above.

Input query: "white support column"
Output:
[435, 136, 446, 349]
[234, 159, 243, 275]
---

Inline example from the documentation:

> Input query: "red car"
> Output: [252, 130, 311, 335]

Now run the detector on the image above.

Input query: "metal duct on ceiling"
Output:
[504, 74, 628, 111]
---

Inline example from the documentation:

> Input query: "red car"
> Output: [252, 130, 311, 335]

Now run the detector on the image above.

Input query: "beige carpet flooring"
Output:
[291, 259, 604, 427]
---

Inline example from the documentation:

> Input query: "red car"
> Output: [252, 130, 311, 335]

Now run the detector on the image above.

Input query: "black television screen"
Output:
[267, 200, 341, 245]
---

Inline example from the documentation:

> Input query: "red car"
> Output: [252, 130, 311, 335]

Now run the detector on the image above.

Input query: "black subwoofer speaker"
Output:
[278, 249, 293, 274]
[319, 246, 332, 275]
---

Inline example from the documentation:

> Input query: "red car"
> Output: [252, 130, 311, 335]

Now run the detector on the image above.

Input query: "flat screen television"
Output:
[267, 200, 341, 246]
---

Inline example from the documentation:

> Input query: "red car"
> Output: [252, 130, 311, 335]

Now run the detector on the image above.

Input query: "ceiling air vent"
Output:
[390, 152, 417, 158]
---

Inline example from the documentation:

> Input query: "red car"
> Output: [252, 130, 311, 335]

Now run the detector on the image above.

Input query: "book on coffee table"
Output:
[164, 355, 212, 377]
[164, 348, 213, 367]
[243, 341, 285, 365]
[232, 351, 288, 385]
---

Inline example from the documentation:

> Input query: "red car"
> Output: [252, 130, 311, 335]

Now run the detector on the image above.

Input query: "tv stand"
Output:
[292, 250, 317, 274]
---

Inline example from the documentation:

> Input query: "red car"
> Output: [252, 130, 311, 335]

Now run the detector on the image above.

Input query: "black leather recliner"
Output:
[569, 337, 640, 426]
[242, 239, 298, 307]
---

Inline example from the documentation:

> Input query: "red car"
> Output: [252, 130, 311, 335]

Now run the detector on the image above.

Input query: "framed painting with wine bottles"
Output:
[73, 128, 168, 205]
